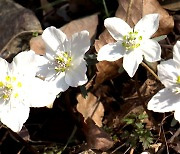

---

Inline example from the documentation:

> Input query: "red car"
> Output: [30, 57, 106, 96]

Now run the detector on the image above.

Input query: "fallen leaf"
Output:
[60, 13, 98, 40]
[143, 0, 174, 36]
[77, 92, 104, 127]
[159, 0, 180, 11]
[82, 117, 114, 151]
[30, 36, 45, 55]
[94, 30, 123, 90]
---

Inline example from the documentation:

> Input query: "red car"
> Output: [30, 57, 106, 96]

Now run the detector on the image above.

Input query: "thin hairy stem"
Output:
[141, 61, 160, 81]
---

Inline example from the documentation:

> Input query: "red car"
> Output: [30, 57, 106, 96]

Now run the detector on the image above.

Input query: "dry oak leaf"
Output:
[82, 117, 114, 151]
[77, 92, 104, 127]
[94, 0, 174, 88]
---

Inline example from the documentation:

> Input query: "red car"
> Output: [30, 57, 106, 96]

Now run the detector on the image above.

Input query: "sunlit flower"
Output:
[148, 41, 180, 122]
[37, 26, 90, 93]
[0, 51, 57, 132]
[97, 14, 161, 77]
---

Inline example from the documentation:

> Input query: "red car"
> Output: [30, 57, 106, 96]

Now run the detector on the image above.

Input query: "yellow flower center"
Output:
[0, 76, 22, 101]
[55, 52, 72, 72]
[177, 76, 180, 84]
[122, 31, 142, 50]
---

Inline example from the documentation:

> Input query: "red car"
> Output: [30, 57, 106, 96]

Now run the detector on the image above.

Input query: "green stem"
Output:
[102, 0, 109, 17]
[60, 125, 77, 153]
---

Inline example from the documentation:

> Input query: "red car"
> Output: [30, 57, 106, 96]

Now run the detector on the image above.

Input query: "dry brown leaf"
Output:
[30, 36, 45, 55]
[160, 0, 180, 11]
[77, 92, 104, 127]
[94, 0, 174, 88]
[143, 0, 174, 36]
[60, 13, 98, 40]
[94, 31, 123, 89]
[83, 117, 114, 151]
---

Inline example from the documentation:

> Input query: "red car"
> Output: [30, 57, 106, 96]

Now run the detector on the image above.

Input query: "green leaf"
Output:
[135, 123, 144, 129]
[123, 118, 135, 125]
[138, 113, 148, 120]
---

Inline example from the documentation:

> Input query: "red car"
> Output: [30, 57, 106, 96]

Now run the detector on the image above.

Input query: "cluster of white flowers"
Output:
[0, 13, 179, 133]
[97, 13, 180, 122]
[0, 27, 90, 132]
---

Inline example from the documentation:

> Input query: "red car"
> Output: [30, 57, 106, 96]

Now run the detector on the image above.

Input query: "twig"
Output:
[161, 125, 169, 154]
[141, 61, 160, 81]
[126, 0, 134, 23]
[8, 128, 39, 154]
[168, 127, 180, 143]
[0, 30, 43, 59]
[124, 146, 131, 154]
[111, 143, 125, 154]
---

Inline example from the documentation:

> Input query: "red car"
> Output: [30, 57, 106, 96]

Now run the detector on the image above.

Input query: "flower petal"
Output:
[141, 39, 161, 62]
[65, 59, 88, 87]
[174, 110, 180, 122]
[135, 14, 159, 39]
[0, 104, 30, 132]
[104, 17, 131, 41]
[51, 72, 69, 92]
[12, 50, 38, 77]
[123, 49, 143, 77]
[173, 41, 180, 64]
[42, 26, 67, 52]
[157, 59, 179, 87]
[70, 30, 90, 59]
[148, 87, 180, 112]
[28, 78, 57, 107]
[36, 55, 55, 78]
[97, 42, 125, 62]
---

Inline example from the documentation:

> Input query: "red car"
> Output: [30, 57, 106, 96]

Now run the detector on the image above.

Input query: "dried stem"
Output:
[126, 0, 134, 23]
[8, 129, 38, 154]
[141, 61, 160, 81]
[168, 127, 180, 143]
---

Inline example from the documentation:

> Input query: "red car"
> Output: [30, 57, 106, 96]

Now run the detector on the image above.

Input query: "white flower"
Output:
[0, 51, 57, 132]
[37, 26, 90, 93]
[97, 14, 161, 77]
[148, 41, 180, 122]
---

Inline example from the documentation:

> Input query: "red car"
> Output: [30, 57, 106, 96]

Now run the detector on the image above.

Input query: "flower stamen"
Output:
[54, 52, 72, 72]
[0, 76, 22, 101]
[122, 31, 142, 50]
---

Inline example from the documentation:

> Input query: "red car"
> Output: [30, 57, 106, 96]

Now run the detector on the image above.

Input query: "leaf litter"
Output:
[0, 0, 180, 153]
